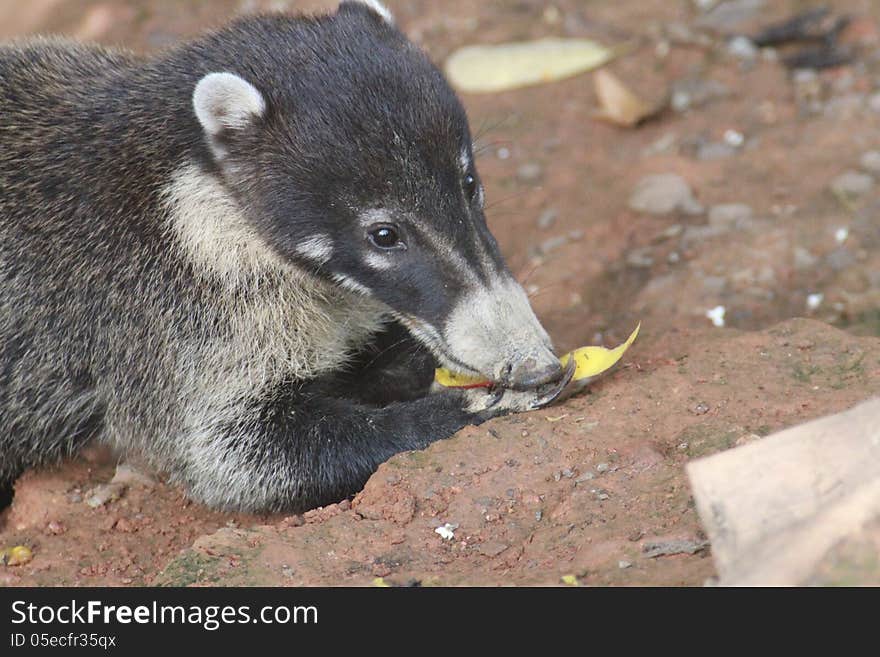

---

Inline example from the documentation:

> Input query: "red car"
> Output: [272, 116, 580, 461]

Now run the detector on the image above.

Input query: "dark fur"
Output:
[0, 4, 560, 512]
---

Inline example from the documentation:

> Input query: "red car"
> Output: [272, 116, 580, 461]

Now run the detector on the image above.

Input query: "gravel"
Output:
[628, 173, 704, 216]
[859, 151, 880, 176]
[830, 170, 874, 198]
[708, 203, 753, 229]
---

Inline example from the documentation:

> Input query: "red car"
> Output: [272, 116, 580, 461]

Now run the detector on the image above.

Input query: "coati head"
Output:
[189, 0, 563, 390]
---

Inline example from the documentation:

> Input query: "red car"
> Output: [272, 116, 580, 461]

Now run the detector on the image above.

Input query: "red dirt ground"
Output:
[1, 0, 879, 586]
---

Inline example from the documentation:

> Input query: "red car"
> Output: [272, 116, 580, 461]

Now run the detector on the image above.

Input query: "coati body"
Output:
[0, 1, 569, 512]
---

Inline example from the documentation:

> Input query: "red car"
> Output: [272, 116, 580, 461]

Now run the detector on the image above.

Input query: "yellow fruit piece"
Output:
[1, 545, 33, 567]
[435, 323, 640, 389]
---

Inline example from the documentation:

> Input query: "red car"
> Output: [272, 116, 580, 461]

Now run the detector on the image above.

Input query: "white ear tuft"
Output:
[193, 72, 266, 136]
[344, 0, 394, 24]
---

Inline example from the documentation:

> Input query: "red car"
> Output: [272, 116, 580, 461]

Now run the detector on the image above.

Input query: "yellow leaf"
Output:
[445, 38, 613, 93]
[561, 574, 580, 586]
[1, 545, 33, 567]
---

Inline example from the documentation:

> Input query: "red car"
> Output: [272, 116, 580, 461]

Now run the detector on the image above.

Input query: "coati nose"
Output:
[507, 357, 564, 390]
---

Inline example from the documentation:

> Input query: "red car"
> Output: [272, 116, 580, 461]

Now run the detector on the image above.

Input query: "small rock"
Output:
[597, 493, 610, 501]
[596, 463, 610, 474]
[830, 170, 874, 198]
[727, 35, 758, 61]
[575, 472, 595, 484]
[643, 539, 710, 558]
[706, 305, 726, 327]
[826, 248, 854, 271]
[626, 247, 654, 268]
[806, 293, 824, 311]
[859, 151, 880, 175]
[84, 482, 127, 509]
[112, 463, 157, 489]
[723, 129, 745, 147]
[793, 246, 818, 270]
[697, 142, 736, 160]
[708, 203, 753, 229]
[537, 207, 558, 229]
[45, 520, 66, 536]
[628, 173, 704, 216]
[517, 162, 543, 183]
[696, 0, 765, 33]
[434, 523, 457, 540]
[671, 77, 729, 113]
[693, 402, 710, 415]
[618, 560, 633, 569]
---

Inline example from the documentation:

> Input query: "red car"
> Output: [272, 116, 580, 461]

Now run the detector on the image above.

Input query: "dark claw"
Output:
[528, 357, 576, 410]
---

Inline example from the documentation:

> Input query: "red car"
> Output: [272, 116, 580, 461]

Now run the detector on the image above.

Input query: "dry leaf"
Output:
[593, 69, 663, 127]
[445, 38, 613, 93]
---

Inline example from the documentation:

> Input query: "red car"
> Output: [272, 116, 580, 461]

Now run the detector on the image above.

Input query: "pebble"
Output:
[806, 293, 824, 311]
[859, 151, 880, 175]
[517, 162, 543, 182]
[537, 207, 558, 229]
[575, 472, 595, 484]
[706, 306, 727, 328]
[671, 77, 729, 113]
[830, 170, 874, 198]
[596, 463, 610, 474]
[697, 142, 736, 161]
[84, 482, 127, 509]
[695, 0, 765, 33]
[723, 129, 745, 147]
[708, 203, 753, 229]
[793, 246, 818, 270]
[727, 36, 757, 61]
[826, 247, 854, 271]
[628, 173, 704, 216]
[693, 402, 710, 415]
[434, 523, 457, 540]
[626, 247, 654, 268]
[618, 560, 633, 569]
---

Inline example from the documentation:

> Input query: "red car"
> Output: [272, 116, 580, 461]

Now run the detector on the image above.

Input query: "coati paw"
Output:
[466, 358, 575, 421]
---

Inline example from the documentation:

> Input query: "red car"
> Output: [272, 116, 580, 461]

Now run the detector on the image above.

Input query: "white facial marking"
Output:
[444, 275, 555, 382]
[350, 0, 394, 23]
[333, 274, 371, 296]
[295, 235, 334, 264]
[193, 72, 265, 137]
[459, 148, 471, 173]
[364, 252, 393, 271]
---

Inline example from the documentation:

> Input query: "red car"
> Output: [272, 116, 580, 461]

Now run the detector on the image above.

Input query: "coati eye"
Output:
[368, 225, 403, 250]
[464, 173, 478, 201]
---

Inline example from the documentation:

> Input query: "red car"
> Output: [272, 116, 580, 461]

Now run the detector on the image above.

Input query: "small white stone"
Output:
[497, 147, 511, 160]
[435, 523, 456, 540]
[706, 305, 726, 327]
[835, 227, 849, 244]
[806, 293, 824, 311]
[723, 129, 745, 147]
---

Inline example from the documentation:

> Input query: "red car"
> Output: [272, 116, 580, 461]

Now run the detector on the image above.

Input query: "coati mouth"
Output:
[393, 313, 570, 391]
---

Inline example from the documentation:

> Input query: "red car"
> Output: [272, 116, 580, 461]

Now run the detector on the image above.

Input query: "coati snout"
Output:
[0, 0, 569, 513]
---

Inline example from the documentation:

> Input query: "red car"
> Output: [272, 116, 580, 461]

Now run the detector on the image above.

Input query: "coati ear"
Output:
[338, 0, 394, 25]
[192, 72, 266, 137]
